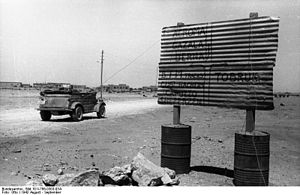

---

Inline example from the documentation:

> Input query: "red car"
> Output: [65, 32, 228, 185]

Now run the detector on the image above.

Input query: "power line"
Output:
[104, 40, 160, 84]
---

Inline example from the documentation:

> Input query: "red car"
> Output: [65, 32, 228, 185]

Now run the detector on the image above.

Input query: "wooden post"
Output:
[173, 105, 181, 124]
[245, 12, 258, 133]
[172, 22, 184, 125]
[249, 12, 258, 18]
[246, 108, 255, 132]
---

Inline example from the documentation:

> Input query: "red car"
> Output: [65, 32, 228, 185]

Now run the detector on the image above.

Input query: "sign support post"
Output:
[245, 12, 258, 133]
[173, 105, 181, 124]
[171, 22, 184, 126]
[246, 108, 255, 132]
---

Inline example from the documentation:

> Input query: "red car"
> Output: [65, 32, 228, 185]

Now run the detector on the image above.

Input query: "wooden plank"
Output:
[159, 58, 276, 64]
[161, 32, 278, 44]
[162, 24, 279, 39]
[159, 60, 275, 67]
[157, 97, 274, 110]
[161, 26, 279, 41]
[162, 16, 279, 31]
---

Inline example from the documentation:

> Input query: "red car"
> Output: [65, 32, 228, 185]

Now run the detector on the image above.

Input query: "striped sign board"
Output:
[158, 16, 280, 110]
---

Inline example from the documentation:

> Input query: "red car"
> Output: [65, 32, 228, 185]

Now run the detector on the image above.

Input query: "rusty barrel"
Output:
[234, 131, 270, 186]
[161, 124, 191, 174]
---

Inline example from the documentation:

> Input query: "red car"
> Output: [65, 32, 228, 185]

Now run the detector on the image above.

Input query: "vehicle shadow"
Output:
[50, 116, 106, 122]
[190, 166, 234, 178]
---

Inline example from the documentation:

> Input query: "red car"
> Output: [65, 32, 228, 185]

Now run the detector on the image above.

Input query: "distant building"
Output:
[274, 92, 291, 98]
[142, 86, 151, 92]
[33, 82, 70, 90]
[1, 81, 90, 91]
[73, 84, 87, 91]
[100, 84, 130, 93]
[33, 83, 47, 89]
[22, 84, 32, 89]
[46, 82, 70, 89]
[142, 85, 158, 92]
[117, 84, 130, 92]
[108, 84, 117, 92]
[149, 85, 158, 92]
[0, 81, 22, 89]
[131, 88, 142, 93]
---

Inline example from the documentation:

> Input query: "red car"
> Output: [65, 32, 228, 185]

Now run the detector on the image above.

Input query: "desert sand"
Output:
[0, 89, 299, 186]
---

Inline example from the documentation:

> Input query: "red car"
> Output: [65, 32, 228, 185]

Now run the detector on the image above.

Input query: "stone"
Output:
[57, 168, 64, 175]
[168, 177, 180, 186]
[161, 173, 173, 185]
[25, 180, 45, 186]
[57, 171, 102, 186]
[69, 170, 100, 186]
[102, 166, 132, 186]
[42, 164, 51, 172]
[42, 174, 58, 186]
[85, 167, 99, 171]
[149, 178, 163, 186]
[193, 136, 201, 141]
[131, 152, 177, 186]
[11, 171, 18, 176]
[59, 161, 68, 166]
[189, 117, 197, 122]
[99, 174, 116, 185]
[56, 173, 76, 186]
[121, 164, 132, 174]
[99, 178, 105, 186]
[12, 149, 22, 153]
[69, 166, 79, 171]
[163, 167, 176, 179]
[24, 174, 32, 179]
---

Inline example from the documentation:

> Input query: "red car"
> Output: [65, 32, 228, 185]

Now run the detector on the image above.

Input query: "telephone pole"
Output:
[100, 50, 104, 99]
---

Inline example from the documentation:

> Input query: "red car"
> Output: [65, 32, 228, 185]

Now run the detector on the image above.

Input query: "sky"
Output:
[0, 0, 299, 91]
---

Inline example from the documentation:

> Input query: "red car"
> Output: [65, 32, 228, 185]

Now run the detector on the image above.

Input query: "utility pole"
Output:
[100, 50, 104, 99]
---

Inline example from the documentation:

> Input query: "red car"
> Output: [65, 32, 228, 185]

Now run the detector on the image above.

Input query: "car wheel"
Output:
[97, 105, 105, 118]
[40, 111, 51, 121]
[72, 106, 83, 121]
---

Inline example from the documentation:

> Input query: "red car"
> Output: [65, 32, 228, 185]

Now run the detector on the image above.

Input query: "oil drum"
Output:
[234, 131, 270, 186]
[161, 124, 191, 174]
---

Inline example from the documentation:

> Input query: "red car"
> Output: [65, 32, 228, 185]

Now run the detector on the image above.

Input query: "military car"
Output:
[37, 85, 105, 121]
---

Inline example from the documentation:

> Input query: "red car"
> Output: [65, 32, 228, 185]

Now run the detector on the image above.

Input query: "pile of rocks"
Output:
[26, 153, 179, 187]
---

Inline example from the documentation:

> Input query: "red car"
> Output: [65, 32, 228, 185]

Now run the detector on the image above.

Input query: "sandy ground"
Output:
[0, 98, 164, 137]
[0, 90, 299, 186]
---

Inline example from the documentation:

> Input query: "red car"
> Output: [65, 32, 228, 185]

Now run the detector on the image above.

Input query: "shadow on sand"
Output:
[49, 116, 107, 122]
[190, 166, 234, 178]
